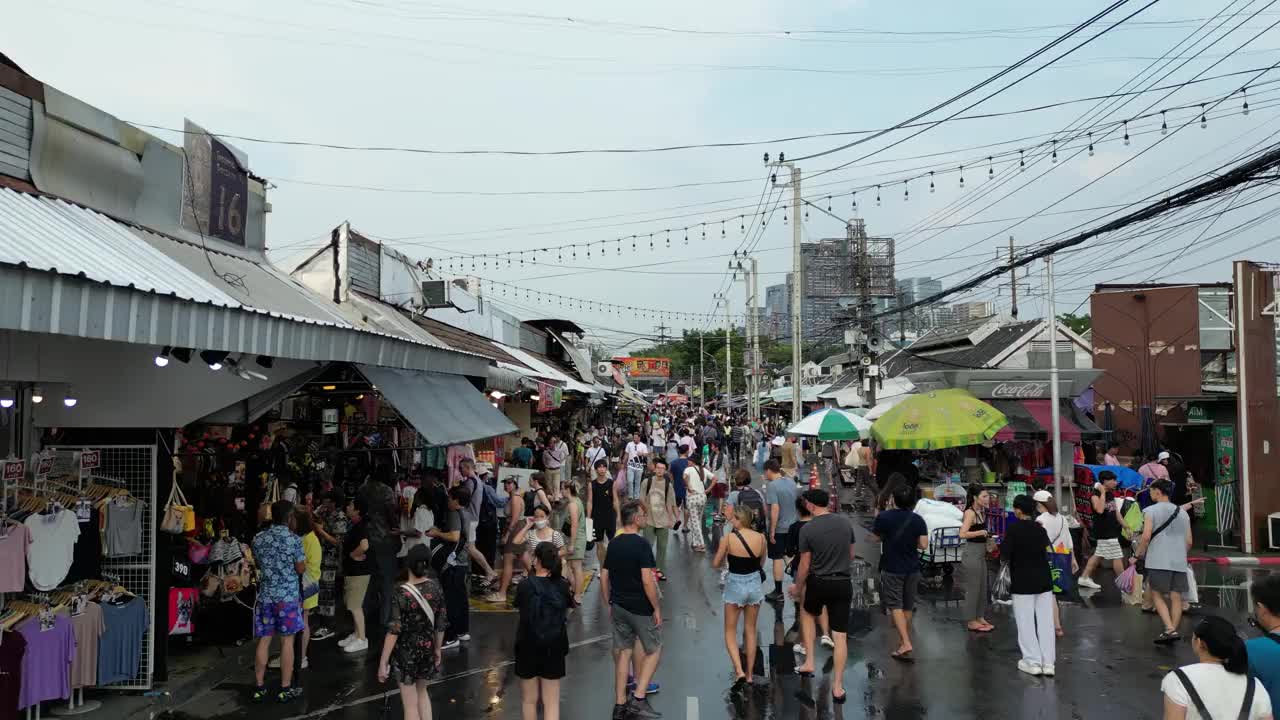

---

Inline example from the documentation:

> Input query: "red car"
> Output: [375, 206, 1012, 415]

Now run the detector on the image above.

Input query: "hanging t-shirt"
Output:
[64, 508, 101, 585]
[25, 510, 81, 591]
[105, 501, 146, 558]
[98, 598, 146, 686]
[69, 602, 105, 688]
[0, 630, 26, 720]
[0, 524, 31, 593]
[17, 614, 75, 709]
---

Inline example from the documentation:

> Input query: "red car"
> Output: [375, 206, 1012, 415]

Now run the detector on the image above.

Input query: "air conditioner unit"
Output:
[420, 280, 478, 313]
[597, 362, 614, 376]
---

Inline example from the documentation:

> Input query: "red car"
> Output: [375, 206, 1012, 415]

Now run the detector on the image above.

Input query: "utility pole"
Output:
[713, 292, 731, 403]
[1046, 254, 1064, 508]
[654, 323, 671, 346]
[732, 252, 763, 422]
[699, 335, 704, 404]
[854, 219, 878, 409]
[767, 156, 804, 423]
[1009, 236, 1019, 319]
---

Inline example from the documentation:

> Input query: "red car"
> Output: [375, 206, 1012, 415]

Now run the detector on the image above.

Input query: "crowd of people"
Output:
[238, 401, 1280, 720]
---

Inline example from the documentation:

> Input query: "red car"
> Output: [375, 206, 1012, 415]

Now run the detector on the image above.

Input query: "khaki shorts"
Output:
[344, 574, 370, 612]
[611, 604, 662, 654]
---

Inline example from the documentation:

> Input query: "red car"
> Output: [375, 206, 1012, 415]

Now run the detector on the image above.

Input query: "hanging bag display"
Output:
[161, 479, 194, 535]
[257, 476, 280, 524]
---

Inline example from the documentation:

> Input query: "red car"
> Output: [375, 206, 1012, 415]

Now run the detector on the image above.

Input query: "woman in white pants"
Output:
[1003, 494, 1057, 676]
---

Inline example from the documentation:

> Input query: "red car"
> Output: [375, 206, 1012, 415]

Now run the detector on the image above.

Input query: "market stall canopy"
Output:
[357, 365, 516, 446]
[769, 384, 831, 404]
[991, 400, 1049, 441]
[495, 343, 598, 395]
[871, 389, 1008, 450]
[787, 408, 872, 441]
[991, 399, 1106, 442]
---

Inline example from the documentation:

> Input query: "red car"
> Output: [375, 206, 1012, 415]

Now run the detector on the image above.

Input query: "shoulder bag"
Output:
[1136, 507, 1180, 575]
[401, 582, 436, 629]
[161, 480, 194, 535]
[1171, 667, 1255, 720]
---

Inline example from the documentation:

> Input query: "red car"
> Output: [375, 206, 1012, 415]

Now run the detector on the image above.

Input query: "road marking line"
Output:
[687, 695, 699, 720]
[278, 634, 611, 720]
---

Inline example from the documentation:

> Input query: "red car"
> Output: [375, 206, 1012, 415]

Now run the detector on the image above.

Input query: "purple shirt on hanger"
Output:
[18, 614, 75, 709]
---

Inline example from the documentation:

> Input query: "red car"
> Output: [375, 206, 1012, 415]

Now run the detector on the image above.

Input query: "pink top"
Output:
[0, 524, 31, 593]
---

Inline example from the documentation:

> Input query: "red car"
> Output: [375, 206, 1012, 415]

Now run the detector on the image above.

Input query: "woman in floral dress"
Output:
[377, 544, 447, 720]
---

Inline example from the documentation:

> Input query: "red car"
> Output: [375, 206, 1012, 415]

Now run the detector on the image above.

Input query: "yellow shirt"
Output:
[302, 531, 322, 610]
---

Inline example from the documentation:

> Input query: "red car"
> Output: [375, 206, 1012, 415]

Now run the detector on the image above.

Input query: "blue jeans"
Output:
[627, 465, 644, 499]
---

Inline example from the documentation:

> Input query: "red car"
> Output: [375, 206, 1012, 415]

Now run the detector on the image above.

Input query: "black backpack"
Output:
[737, 487, 768, 533]
[525, 577, 569, 645]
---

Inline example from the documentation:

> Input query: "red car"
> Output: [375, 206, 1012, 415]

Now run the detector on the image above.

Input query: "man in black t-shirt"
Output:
[1079, 470, 1126, 589]
[602, 499, 662, 720]
[791, 489, 856, 702]
[872, 484, 928, 660]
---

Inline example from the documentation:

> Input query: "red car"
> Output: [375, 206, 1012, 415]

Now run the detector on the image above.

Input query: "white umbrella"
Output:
[786, 407, 873, 440]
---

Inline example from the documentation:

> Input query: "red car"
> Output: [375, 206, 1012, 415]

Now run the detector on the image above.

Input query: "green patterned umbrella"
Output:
[871, 389, 1008, 450]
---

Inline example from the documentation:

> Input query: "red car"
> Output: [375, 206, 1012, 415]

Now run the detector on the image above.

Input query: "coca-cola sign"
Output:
[973, 380, 1052, 399]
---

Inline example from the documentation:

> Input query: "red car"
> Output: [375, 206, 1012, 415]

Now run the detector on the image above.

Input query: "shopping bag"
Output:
[1049, 549, 1075, 594]
[992, 563, 1012, 605]
[1123, 574, 1146, 606]
[1121, 499, 1143, 540]
[161, 480, 193, 535]
[1115, 563, 1137, 595]
[257, 476, 280, 523]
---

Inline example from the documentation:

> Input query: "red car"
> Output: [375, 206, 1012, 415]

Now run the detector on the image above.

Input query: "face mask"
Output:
[534, 519, 548, 529]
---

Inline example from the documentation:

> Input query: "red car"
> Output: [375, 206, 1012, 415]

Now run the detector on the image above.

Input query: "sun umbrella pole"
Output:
[1046, 254, 1065, 508]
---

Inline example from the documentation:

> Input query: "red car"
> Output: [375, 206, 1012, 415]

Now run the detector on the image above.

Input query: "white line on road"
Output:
[687, 695, 699, 720]
[278, 634, 611, 720]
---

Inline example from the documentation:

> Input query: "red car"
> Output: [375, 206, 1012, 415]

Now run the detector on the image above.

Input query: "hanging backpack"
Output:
[736, 487, 768, 533]
[525, 577, 569, 646]
[1121, 498, 1144, 540]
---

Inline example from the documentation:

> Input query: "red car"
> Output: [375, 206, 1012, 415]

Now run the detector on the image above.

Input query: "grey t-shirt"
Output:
[105, 501, 146, 558]
[765, 478, 801, 535]
[798, 512, 856, 580]
[1143, 502, 1190, 572]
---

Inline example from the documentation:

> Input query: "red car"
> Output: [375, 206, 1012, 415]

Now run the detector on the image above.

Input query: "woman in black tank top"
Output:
[960, 484, 995, 633]
[713, 505, 768, 689]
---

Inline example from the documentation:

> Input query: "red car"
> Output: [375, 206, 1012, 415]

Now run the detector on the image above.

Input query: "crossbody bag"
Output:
[401, 582, 435, 629]
[731, 529, 767, 582]
[1137, 507, 1180, 574]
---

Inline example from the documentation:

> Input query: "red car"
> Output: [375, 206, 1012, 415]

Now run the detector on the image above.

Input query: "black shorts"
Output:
[514, 637, 568, 680]
[767, 535, 787, 560]
[803, 576, 853, 634]
[592, 514, 616, 542]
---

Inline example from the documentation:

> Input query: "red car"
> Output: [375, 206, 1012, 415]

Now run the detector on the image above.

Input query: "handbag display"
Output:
[161, 480, 194, 535]
[258, 476, 280, 524]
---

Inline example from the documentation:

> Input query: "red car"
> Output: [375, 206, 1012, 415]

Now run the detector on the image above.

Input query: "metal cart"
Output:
[919, 526, 963, 590]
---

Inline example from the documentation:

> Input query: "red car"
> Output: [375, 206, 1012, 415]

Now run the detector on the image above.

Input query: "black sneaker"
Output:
[672, 521, 682, 532]
[627, 695, 662, 718]
[251, 686, 269, 704]
[765, 589, 784, 602]
[612, 703, 630, 720]
[277, 686, 303, 703]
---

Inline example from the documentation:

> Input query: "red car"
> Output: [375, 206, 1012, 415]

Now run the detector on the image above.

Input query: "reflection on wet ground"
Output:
[149, 513, 1274, 720]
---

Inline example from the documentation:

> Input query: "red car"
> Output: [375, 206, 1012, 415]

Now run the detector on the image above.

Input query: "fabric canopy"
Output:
[1022, 399, 1081, 444]
[990, 400, 1045, 442]
[357, 365, 517, 446]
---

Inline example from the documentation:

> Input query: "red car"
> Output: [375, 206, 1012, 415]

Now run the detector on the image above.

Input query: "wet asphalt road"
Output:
[157, 513, 1267, 720]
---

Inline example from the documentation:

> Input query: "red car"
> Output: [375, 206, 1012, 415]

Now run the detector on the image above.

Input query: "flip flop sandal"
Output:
[833, 691, 848, 704]
[890, 651, 915, 663]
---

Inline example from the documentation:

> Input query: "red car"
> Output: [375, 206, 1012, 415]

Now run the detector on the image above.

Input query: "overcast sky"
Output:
[7, 0, 1280, 349]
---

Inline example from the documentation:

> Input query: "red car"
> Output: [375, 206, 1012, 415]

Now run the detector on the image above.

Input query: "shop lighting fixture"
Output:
[63, 387, 77, 408]
[256, 355, 274, 369]
[355, 394, 365, 400]
[199, 350, 229, 371]
[0, 386, 12, 409]
[322, 384, 337, 391]
[530, 394, 541, 401]
[155, 347, 170, 367]
[489, 391, 507, 400]
[30, 387, 43, 404]
[171, 348, 193, 364]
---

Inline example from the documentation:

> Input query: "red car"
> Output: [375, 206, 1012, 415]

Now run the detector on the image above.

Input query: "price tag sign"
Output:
[3, 460, 26, 484]
[80, 450, 101, 472]
[35, 453, 53, 481]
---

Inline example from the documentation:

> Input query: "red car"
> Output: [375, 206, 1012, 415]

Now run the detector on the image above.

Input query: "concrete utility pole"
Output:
[1010, 236, 1019, 319]
[767, 159, 804, 423]
[1046, 254, 1064, 508]
[855, 220, 878, 409]
[713, 292, 731, 403]
[732, 252, 763, 422]
[699, 335, 704, 403]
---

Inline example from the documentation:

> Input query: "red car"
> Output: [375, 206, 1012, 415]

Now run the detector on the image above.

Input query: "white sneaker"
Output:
[820, 635, 835, 649]
[338, 634, 356, 647]
[343, 638, 369, 654]
[457, 633, 472, 642]
[1040, 664, 1054, 677]
[793, 643, 807, 656]
[1018, 660, 1043, 676]
[1078, 577, 1101, 589]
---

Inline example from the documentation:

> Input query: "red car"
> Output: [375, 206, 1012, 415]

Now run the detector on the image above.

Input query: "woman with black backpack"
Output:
[515, 541, 576, 720]
[1160, 615, 1272, 719]
[376, 544, 446, 720]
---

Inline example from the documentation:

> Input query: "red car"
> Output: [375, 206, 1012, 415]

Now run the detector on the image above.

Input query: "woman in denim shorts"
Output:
[713, 505, 767, 690]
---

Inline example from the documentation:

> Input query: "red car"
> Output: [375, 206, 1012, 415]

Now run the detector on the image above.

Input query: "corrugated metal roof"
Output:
[0, 187, 244, 309]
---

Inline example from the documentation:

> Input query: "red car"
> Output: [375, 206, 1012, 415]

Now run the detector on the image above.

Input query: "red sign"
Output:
[616, 357, 671, 379]
[2, 460, 25, 483]
[35, 454, 53, 479]
[80, 450, 101, 472]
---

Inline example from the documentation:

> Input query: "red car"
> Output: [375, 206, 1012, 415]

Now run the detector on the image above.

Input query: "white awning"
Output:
[495, 343, 598, 394]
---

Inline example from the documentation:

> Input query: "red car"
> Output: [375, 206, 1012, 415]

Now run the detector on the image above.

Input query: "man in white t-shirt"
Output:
[586, 436, 608, 471]
[625, 432, 649, 500]
[650, 425, 666, 453]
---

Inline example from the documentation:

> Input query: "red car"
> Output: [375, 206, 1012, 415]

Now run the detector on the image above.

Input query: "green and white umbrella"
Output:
[786, 407, 872, 441]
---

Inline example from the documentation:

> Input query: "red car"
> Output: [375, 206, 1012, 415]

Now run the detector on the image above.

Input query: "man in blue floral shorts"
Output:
[252, 500, 307, 703]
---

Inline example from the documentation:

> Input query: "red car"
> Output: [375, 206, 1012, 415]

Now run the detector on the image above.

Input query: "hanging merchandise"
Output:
[17, 612, 74, 710]
[69, 601, 105, 689]
[25, 507, 80, 591]
[0, 630, 25, 720]
[168, 588, 197, 636]
[160, 472, 194, 535]
[0, 522, 30, 593]
[97, 596, 148, 686]
[257, 474, 280, 523]
[104, 495, 147, 558]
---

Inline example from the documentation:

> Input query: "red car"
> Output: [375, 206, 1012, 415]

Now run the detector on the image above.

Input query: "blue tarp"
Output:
[1036, 463, 1145, 491]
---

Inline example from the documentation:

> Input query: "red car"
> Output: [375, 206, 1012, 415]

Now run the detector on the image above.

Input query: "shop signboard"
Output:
[180, 120, 249, 246]
[1214, 424, 1235, 484]
[79, 450, 100, 472]
[616, 357, 671, 379]
[1187, 402, 1212, 423]
[3, 459, 25, 484]
[34, 453, 53, 481]
[322, 408, 339, 435]
[970, 380, 1053, 399]
[536, 382, 563, 413]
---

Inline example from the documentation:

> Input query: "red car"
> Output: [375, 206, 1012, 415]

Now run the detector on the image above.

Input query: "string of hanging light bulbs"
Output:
[464, 276, 749, 323]
[428, 84, 1264, 273]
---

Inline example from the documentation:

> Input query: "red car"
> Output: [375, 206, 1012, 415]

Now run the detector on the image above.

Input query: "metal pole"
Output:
[700, 335, 704, 405]
[1010, 236, 1019, 319]
[1047, 254, 1064, 508]
[790, 164, 803, 423]
[751, 256, 762, 423]
[724, 296, 732, 402]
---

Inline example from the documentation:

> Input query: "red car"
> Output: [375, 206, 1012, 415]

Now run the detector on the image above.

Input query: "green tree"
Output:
[1058, 313, 1091, 335]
